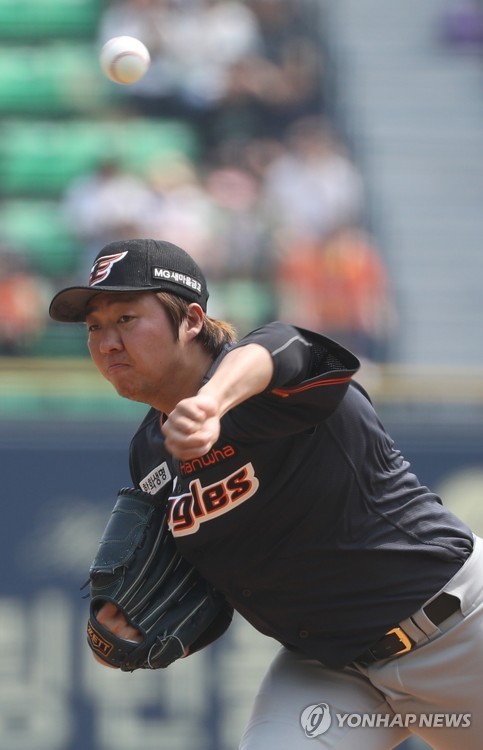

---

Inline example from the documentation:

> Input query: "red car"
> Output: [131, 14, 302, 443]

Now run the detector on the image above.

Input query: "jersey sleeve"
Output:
[228, 321, 314, 388]
[221, 322, 361, 439]
[229, 321, 360, 390]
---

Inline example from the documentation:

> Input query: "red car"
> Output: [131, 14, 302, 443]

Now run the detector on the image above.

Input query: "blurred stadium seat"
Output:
[0, 43, 106, 115]
[0, 200, 81, 276]
[28, 322, 90, 357]
[210, 279, 276, 336]
[0, 0, 101, 40]
[0, 118, 200, 196]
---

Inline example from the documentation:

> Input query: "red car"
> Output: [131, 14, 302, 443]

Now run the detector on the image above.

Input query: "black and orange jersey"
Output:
[129, 322, 473, 668]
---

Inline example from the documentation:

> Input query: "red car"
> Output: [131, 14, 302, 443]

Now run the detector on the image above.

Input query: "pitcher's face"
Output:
[86, 291, 186, 406]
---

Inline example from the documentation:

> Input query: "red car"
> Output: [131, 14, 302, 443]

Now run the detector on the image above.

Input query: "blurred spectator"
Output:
[203, 160, 271, 277]
[162, 0, 262, 108]
[98, 0, 262, 142]
[238, 134, 287, 182]
[143, 152, 221, 274]
[258, 116, 394, 362]
[62, 157, 156, 279]
[206, 0, 326, 145]
[262, 116, 364, 242]
[143, 147, 276, 331]
[0, 246, 49, 355]
[98, 0, 325, 150]
[274, 225, 396, 362]
[202, 157, 276, 331]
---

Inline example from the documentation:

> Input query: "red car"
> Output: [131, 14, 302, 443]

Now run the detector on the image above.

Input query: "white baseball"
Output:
[100, 36, 151, 85]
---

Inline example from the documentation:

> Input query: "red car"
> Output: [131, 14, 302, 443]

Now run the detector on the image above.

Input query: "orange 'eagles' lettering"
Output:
[168, 463, 259, 536]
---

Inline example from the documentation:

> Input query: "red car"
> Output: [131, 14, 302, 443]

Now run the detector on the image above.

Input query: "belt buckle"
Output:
[386, 626, 413, 656]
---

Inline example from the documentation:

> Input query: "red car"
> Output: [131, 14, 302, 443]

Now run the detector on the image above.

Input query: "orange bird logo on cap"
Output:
[89, 251, 128, 286]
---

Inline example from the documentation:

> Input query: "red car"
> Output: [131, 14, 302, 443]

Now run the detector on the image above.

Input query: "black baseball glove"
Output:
[86, 487, 232, 671]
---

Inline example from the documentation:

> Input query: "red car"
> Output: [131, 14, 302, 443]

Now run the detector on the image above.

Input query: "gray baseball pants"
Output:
[239, 535, 483, 750]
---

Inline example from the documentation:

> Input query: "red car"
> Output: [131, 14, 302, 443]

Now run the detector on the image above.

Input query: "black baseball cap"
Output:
[49, 238, 209, 322]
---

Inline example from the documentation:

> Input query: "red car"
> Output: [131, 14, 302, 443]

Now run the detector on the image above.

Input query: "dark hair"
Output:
[156, 292, 237, 358]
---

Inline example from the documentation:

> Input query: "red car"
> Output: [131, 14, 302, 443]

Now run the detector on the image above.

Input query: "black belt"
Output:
[355, 592, 461, 667]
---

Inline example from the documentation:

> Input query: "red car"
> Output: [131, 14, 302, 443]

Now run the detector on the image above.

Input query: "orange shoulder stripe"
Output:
[272, 374, 354, 397]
